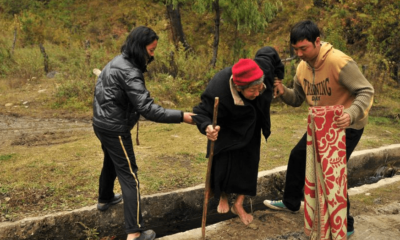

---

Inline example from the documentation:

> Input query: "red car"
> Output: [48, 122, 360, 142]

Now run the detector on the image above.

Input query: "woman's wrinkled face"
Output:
[238, 83, 264, 100]
[146, 39, 158, 58]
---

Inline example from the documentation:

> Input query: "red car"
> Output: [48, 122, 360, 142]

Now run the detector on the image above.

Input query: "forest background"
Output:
[1, 0, 399, 111]
[0, 0, 399, 230]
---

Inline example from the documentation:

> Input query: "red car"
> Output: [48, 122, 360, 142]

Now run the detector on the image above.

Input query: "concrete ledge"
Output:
[1, 144, 399, 239]
[347, 144, 400, 187]
[158, 175, 400, 240]
[348, 175, 400, 196]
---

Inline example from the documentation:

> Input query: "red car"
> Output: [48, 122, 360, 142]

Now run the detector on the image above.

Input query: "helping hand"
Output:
[183, 112, 197, 125]
[273, 79, 284, 98]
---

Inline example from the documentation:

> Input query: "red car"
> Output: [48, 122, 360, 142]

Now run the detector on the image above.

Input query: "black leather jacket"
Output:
[93, 54, 182, 133]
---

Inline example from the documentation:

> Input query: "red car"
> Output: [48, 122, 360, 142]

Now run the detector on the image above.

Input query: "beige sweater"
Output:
[281, 42, 374, 129]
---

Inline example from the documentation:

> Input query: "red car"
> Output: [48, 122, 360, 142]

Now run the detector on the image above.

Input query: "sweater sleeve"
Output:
[280, 75, 306, 107]
[339, 61, 374, 124]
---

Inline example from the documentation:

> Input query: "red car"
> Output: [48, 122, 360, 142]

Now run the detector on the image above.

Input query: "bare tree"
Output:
[194, 0, 281, 69]
[209, 0, 220, 68]
[166, 3, 191, 51]
[39, 44, 49, 74]
[11, 14, 20, 55]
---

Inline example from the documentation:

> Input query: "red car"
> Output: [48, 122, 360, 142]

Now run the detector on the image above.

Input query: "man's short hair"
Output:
[290, 20, 320, 46]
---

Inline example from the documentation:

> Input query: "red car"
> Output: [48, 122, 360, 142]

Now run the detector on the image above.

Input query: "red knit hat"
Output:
[232, 59, 263, 86]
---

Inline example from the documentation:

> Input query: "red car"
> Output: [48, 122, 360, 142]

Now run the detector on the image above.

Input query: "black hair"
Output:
[290, 20, 320, 46]
[121, 26, 159, 71]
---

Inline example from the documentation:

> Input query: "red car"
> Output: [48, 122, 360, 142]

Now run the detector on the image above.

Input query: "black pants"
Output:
[283, 128, 364, 232]
[94, 126, 144, 234]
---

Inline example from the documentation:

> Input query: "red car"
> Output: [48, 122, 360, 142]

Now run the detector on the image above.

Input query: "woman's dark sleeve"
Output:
[124, 73, 182, 123]
[192, 91, 214, 135]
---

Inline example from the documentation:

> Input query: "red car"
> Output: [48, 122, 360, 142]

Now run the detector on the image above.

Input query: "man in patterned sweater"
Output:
[263, 20, 374, 238]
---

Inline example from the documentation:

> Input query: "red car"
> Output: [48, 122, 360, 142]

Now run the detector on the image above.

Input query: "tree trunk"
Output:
[313, 0, 326, 7]
[11, 27, 17, 55]
[210, 0, 220, 69]
[396, 63, 400, 88]
[39, 44, 49, 74]
[166, 3, 191, 51]
[85, 40, 91, 66]
[313, 0, 337, 7]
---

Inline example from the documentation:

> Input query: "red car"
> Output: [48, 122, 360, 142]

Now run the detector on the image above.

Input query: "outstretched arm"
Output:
[273, 78, 284, 98]
[183, 112, 196, 124]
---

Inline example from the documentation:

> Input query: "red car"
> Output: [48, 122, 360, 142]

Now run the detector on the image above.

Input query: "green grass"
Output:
[0, 154, 15, 161]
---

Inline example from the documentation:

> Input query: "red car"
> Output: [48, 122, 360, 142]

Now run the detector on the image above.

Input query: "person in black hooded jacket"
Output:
[192, 47, 284, 225]
[92, 26, 194, 240]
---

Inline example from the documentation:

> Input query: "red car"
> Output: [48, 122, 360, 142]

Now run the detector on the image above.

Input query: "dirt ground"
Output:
[0, 113, 93, 147]
[158, 179, 400, 240]
[1, 114, 400, 240]
[0, 113, 95, 223]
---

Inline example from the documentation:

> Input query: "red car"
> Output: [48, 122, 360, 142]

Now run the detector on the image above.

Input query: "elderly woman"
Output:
[193, 47, 284, 225]
[92, 26, 194, 240]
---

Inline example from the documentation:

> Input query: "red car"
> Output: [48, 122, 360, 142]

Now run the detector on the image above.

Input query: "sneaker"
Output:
[263, 200, 304, 212]
[263, 200, 288, 211]
[131, 230, 156, 240]
[347, 230, 354, 238]
[97, 193, 122, 211]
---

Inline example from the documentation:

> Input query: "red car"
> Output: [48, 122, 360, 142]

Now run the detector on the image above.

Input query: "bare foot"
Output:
[217, 193, 229, 214]
[127, 232, 140, 240]
[231, 203, 253, 225]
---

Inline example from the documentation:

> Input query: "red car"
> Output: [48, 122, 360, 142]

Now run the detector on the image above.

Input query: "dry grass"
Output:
[350, 180, 400, 217]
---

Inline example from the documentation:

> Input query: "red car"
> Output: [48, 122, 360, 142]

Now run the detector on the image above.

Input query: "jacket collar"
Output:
[310, 42, 332, 69]
[121, 52, 149, 73]
[229, 76, 266, 106]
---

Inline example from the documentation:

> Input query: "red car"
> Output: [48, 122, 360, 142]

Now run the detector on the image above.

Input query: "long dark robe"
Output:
[192, 47, 285, 199]
[211, 97, 262, 199]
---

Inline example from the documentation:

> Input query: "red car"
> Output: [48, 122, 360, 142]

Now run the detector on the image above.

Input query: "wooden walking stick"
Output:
[201, 97, 219, 240]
